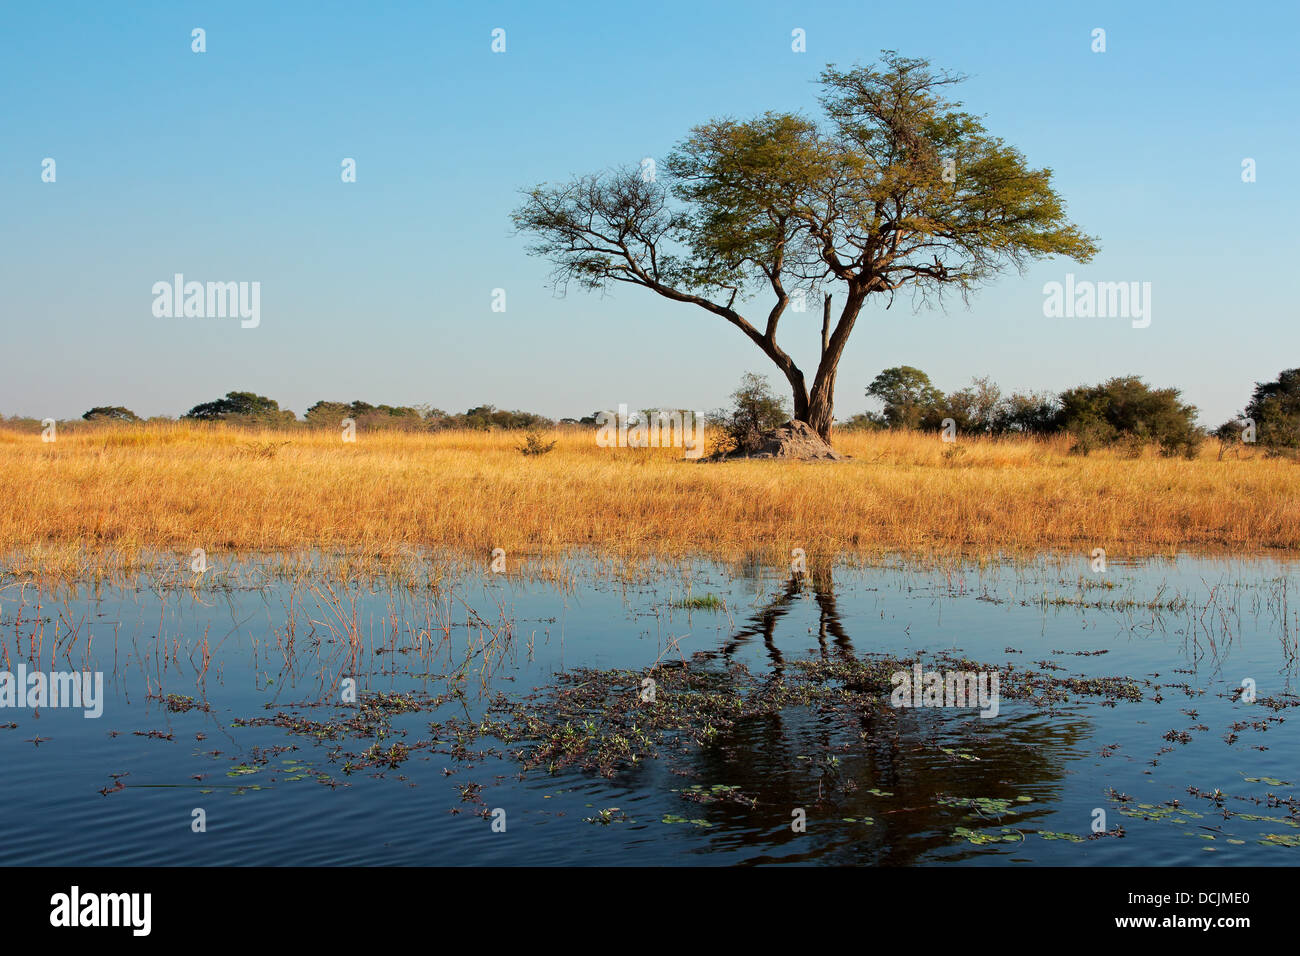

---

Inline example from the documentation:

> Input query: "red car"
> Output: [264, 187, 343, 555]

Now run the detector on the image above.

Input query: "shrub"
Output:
[82, 406, 140, 422]
[708, 373, 790, 455]
[991, 391, 1060, 436]
[837, 411, 887, 431]
[1055, 376, 1201, 458]
[517, 431, 557, 456]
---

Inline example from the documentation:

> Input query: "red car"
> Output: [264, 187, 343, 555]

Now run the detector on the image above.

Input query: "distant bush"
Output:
[837, 411, 887, 431]
[991, 391, 1060, 436]
[183, 391, 295, 426]
[445, 404, 553, 431]
[858, 368, 1200, 453]
[178, 395, 556, 432]
[862, 369, 1061, 437]
[82, 406, 140, 422]
[1218, 368, 1300, 452]
[921, 376, 1003, 433]
[305, 400, 429, 431]
[1055, 376, 1201, 457]
[303, 401, 354, 425]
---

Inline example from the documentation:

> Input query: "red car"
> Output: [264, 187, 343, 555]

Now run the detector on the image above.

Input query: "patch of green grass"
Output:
[671, 594, 724, 610]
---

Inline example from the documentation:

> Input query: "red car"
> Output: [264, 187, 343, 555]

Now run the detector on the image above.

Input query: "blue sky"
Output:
[2, 0, 1295, 426]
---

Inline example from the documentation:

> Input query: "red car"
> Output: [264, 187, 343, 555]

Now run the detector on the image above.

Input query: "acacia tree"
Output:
[513, 53, 1098, 444]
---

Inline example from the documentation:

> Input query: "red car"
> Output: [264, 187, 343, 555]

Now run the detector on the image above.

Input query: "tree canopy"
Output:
[1241, 368, 1300, 448]
[82, 406, 140, 422]
[866, 366, 944, 428]
[183, 391, 292, 423]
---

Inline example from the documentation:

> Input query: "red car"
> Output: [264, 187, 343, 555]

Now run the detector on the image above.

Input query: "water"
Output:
[1, 553, 1296, 865]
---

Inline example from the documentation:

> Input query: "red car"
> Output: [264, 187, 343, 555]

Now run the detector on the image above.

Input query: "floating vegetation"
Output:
[450, 650, 1150, 783]
[954, 826, 1022, 845]
[939, 795, 1031, 817]
[154, 693, 209, 714]
[1241, 775, 1290, 787]
[674, 783, 757, 807]
[1115, 802, 1203, 824]
[584, 807, 630, 825]
[663, 815, 714, 828]
[1260, 833, 1300, 847]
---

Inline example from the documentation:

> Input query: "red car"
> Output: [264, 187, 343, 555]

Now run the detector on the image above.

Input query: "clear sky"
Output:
[2, 0, 1295, 426]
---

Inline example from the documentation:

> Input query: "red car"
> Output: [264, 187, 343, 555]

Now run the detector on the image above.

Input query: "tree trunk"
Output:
[804, 293, 835, 442]
[764, 288, 864, 446]
[798, 287, 866, 444]
[804, 377, 836, 443]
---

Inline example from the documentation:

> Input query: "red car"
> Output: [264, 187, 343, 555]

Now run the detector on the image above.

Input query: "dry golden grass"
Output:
[1, 421, 1297, 575]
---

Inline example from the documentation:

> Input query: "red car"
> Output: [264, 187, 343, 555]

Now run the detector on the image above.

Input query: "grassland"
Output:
[1, 421, 1297, 576]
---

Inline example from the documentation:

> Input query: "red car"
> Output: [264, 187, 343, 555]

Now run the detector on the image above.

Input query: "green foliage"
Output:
[926, 376, 1003, 433]
[989, 391, 1060, 436]
[859, 367, 1205, 452]
[1056, 376, 1202, 457]
[186, 394, 550, 431]
[671, 594, 723, 610]
[82, 406, 140, 422]
[303, 401, 353, 425]
[305, 400, 427, 430]
[919, 379, 1059, 435]
[184, 391, 294, 424]
[866, 366, 944, 428]
[451, 404, 553, 431]
[1223, 368, 1300, 450]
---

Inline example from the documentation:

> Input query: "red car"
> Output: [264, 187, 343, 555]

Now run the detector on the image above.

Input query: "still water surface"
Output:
[1, 553, 1296, 865]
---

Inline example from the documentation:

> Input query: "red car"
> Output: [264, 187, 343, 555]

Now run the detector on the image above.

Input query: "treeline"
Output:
[842, 366, 1300, 457]
[65, 392, 557, 431]
[14, 367, 1300, 456]
[62, 392, 672, 431]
